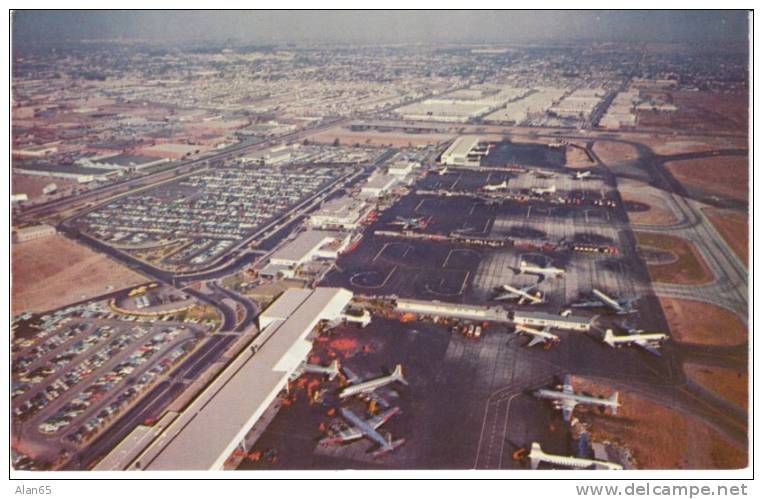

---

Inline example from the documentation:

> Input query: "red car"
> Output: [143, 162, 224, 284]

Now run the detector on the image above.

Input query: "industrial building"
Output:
[513, 311, 591, 331]
[395, 298, 510, 322]
[263, 230, 351, 278]
[439, 136, 482, 166]
[307, 196, 372, 230]
[360, 174, 397, 198]
[13, 224, 57, 243]
[107, 287, 358, 470]
[78, 154, 169, 171]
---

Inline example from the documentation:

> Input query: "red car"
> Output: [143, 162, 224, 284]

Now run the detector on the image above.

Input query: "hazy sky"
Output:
[12, 10, 750, 46]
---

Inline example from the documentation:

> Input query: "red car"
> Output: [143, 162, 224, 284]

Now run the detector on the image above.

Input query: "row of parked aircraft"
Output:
[304, 361, 409, 457]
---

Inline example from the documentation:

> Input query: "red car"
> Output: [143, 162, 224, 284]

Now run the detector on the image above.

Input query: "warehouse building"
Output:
[79, 154, 169, 171]
[360, 174, 397, 198]
[307, 196, 372, 230]
[439, 136, 482, 166]
[513, 311, 591, 331]
[13, 224, 57, 243]
[118, 287, 357, 470]
[262, 230, 351, 278]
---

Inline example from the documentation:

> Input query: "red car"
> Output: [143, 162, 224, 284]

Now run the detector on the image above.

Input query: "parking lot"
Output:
[11, 299, 210, 460]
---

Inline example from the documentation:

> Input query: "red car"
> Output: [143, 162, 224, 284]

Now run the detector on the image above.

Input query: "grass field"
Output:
[659, 297, 747, 346]
[684, 364, 747, 410]
[635, 232, 712, 284]
[704, 208, 748, 267]
[666, 155, 748, 203]
[12, 234, 146, 314]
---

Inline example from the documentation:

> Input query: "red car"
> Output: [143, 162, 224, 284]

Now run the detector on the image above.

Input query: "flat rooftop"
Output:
[269, 230, 343, 265]
[442, 136, 480, 158]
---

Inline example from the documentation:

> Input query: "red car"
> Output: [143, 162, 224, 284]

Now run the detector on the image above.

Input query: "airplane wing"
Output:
[494, 292, 518, 301]
[368, 407, 400, 429]
[341, 366, 362, 386]
[527, 336, 546, 348]
[334, 426, 363, 442]
[571, 300, 604, 309]
[638, 343, 663, 357]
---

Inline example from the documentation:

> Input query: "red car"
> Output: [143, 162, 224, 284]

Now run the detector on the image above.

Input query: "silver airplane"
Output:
[390, 216, 425, 230]
[518, 260, 565, 278]
[573, 170, 592, 180]
[572, 288, 638, 314]
[339, 364, 408, 407]
[533, 375, 620, 422]
[494, 283, 544, 305]
[603, 328, 668, 356]
[533, 169, 557, 179]
[528, 442, 623, 470]
[319, 407, 405, 457]
[302, 359, 340, 380]
[531, 185, 557, 195]
[483, 180, 509, 192]
[513, 324, 560, 348]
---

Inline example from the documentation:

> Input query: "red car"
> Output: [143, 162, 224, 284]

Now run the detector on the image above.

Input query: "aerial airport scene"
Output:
[9, 10, 750, 475]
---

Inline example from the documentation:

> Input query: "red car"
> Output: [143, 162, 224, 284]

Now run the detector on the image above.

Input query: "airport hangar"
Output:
[95, 287, 361, 471]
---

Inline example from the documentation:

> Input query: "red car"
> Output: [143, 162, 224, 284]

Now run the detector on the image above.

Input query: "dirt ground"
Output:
[659, 297, 747, 346]
[306, 127, 454, 147]
[684, 364, 747, 410]
[11, 173, 80, 202]
[564, 144, 595, 168]
[572, 376, 747, 469]
[636, 91, 748, 133]
[591, 140, 639, 165]
[635, 232, 713, 285]
[11, 234, 146, 314]
[666, 155, 748, 203]
[619, 178, 679, 225]
[704, 209, 748, 267]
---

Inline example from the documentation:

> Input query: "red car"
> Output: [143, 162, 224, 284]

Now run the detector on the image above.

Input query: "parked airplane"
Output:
[483, 180, 509, 192]
[603, 329, 668, 356]
[533, 375, 620, 422]
[533, 169, 557, 179]
[494, 283, 544, 304]
[339, 364, 408, 406]
[302, 360, 341, 380]
[517, 260, 565, 278]
[572, 288, 638, 314]
[390, 216, 426, 230]
[528, 442, 623, 470]
[573, 170, 592, 180]
[319, 407, 405, 457]
[513, 324, 560, 347]
[531, 185, 557, 195]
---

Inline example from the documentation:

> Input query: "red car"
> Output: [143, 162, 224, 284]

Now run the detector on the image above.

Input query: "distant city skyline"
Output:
[12, 10, 750, 47]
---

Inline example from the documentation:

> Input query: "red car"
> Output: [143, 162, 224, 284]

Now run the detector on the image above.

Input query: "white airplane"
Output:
[528, 442, 623, 470]
[513, 324, 560, 348]
[531, 185, 557, 195]
[572, 289, 638, 314]
[533, 169, 557, 179]
[319, 407, 405, 457]
[339, 364, 408, 407]
[390, 216, 425, 230]
[573, 170, 592, 180]
[603, 329, 668, 356]
[302, 360, 340, 380]
[494, 283, 544, 304]
[483, 180, 509, 192]
[533, 375, 620, 422]
[518, 260, 565, 278]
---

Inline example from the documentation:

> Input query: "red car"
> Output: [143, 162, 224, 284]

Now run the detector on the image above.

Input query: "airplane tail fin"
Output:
[529, 442, 542, 470]
[393, 364, 409, 386]
[609, 392, 620, 415]
[328, 359, 340, 380]
[603, 329, 616, 347]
